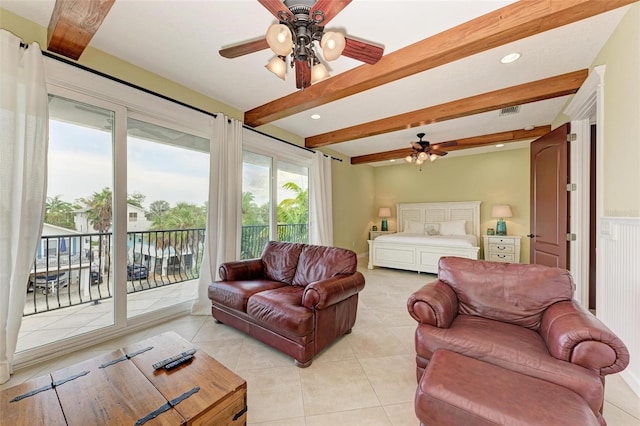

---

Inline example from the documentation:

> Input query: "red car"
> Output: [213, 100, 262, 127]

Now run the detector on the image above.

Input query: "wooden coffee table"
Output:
[1, 331, 247, 425]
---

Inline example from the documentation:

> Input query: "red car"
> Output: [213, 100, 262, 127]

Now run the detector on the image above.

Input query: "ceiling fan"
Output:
[405, 133, 457, 168]
[219, 0, 384, 90]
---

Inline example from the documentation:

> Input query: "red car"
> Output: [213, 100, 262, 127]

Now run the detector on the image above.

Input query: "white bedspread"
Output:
[375, 233, 478, 247]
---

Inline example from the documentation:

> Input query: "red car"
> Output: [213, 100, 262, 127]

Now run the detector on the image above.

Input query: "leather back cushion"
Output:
[292, 244, 357, 286]
[261, 241, 304, 284]
[438, 257, 574, 330]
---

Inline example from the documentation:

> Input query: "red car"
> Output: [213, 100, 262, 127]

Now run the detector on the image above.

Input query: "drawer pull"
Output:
[497, 254, 506, 258]
[497, 246, 506, 250]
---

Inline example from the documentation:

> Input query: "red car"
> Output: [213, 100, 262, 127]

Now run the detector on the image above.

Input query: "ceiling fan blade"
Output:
[411, 142, 423, 150]
[430, 149, 448, 156]
[432, 140, 458, 149]
[295, 60, 311, 89]
[342, 37, 384, 65]
[310, 0, 351, 25]
[258, 0, 294, 21]
[219, 38, 269, 58]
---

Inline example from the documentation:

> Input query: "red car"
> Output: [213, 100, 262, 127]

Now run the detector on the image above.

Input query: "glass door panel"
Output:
[19, 94, 115, 352]
[126, 118, 209, 319]
[241, 151, 272, 259]
[277, 161, 309, 244]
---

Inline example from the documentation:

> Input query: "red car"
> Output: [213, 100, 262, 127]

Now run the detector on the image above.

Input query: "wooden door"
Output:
[529, 123, 570, 268]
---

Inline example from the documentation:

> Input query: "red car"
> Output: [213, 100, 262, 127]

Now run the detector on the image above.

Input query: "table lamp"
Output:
[378, 207, 391, 231]
[491, 205, 512, 236]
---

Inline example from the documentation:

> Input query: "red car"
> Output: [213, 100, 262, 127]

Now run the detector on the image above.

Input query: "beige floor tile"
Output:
[192, 318, 249, 343]
[383, 402, 420, 426]
[195, 338, 244, 371]
[603, 401, 640, 426]
[248, 416, 306, 426]
[305, 406, 392, 425]
[606, 374, 640, 421]
[347, 326, 408, 359]
[235, 338, 294, 370]
[238, 366, 304, 424]
[311, 335, 357, 365]
[359, 355, 417, 405]
[300, 359, 380, 416]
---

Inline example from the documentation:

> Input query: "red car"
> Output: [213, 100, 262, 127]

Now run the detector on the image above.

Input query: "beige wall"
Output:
[593, 4, 640, 217]
[372, 148, 531, 262]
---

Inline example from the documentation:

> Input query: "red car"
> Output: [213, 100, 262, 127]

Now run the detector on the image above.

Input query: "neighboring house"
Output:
[37, 223, 83, 260]
[74, 203, 152, 233]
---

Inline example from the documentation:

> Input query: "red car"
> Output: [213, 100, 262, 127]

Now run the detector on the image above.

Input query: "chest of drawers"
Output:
[484, 235, 521, 263]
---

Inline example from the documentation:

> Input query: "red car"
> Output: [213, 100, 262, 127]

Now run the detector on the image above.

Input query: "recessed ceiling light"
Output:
[496, 144, 505, 148]
[500, 52, 521, 64]
[311, 114, 321, 120]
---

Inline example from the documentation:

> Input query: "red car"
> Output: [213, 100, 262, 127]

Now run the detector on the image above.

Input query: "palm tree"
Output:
[277, 182, 309, 243]
[79, 187, 113, 233]
[147, 200, 170, 227]
[45, 195, 75, 229]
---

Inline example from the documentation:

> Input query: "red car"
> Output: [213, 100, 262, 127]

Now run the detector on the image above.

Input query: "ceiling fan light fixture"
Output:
[404, 155, 414, 163]
[417, 151, 428, 161]
[416, 158, 425, 166]
[265, 56, 287, 80]
[321, 31, 346, 61]
[311, 61, 330, 84]
[429, 154, 439, 162]
[266, 24, 293, 56]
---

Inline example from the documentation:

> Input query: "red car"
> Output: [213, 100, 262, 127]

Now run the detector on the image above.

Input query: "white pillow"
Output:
[439, 220, 467, 236]
[404, 220, 425, 234]
[425, 223, 440, 236]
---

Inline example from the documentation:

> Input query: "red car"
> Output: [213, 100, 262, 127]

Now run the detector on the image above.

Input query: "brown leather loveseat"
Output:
[407, 257, 629, 424]
[208, 241, 365, 367]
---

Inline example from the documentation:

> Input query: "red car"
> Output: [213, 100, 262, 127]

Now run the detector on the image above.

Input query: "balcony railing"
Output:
[25, 224, 308, 316]
[240, 223, 308, 259]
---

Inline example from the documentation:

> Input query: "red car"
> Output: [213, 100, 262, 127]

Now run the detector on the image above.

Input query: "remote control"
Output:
[165, 355, 194, 370]
[152, 348, 196, 370]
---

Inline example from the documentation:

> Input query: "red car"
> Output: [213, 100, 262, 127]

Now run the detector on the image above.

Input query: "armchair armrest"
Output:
[302, 272, 365, 309]
[218, 259, 264, 281]
[540, 300, 629, 375]
[407, 280, 458, 328]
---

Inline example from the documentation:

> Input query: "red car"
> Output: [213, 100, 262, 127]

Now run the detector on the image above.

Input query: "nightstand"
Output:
[369, 230, 393, 240]
[484, 235, 521, 263]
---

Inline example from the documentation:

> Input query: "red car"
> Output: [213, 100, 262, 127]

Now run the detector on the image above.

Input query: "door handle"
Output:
[526, 234, 536, 238]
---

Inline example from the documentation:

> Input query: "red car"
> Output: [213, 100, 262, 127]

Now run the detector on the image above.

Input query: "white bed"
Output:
[367, 201, 481, 274]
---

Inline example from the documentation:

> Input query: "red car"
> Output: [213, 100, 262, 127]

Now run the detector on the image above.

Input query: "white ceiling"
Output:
[3, 0, 630, 166]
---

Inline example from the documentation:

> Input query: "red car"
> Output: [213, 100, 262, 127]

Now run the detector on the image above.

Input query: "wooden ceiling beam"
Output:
[350, 126, 551, 165]
[306, 69, 587, 149]
[47, 0, 115, 60]
[244, 0, 635, 127]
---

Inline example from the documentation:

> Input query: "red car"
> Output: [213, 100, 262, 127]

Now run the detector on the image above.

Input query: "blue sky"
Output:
[48, 120, 209, 208]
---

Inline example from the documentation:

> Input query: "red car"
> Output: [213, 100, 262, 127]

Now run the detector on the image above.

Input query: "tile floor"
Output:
[3, 264, 639, 425]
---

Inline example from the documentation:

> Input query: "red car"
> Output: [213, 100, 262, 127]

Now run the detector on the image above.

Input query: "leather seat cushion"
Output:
[208, 280, 286, 312]
[416, 314, 604, 413]
[247, 286, 313, 337]
[261, 241, 304, 284]
[292, 244, 357, 286]
[438, 257, 574, 330]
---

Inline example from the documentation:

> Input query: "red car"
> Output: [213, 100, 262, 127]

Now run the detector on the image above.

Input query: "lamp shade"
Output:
[310, 62, 330, 84]
[320, 31, 346, 61]
[491, 205, 513, 218]
[266, 24, 293, 56]
[265, 56, 287, 80]
[378, 207, 392, 218]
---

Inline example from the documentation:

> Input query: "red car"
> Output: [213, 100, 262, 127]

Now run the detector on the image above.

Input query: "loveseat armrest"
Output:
[407, 281, 458, 328]
[218, 259, 264, 281]
[540, 300, 629, 375]
[302, 272, 365, 309]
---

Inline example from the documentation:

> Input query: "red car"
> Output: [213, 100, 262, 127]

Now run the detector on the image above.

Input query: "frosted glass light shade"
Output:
[265, 56, 287, 80]
[310, 62, 330, 84]
[266, 24, 293, 56]
[321, 31, 346, 61]
[404, 155, 413, 163]
[417, 151, 428, 161]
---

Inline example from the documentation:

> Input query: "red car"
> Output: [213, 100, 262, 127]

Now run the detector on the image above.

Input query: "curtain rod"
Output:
[40, 51, 342, 162]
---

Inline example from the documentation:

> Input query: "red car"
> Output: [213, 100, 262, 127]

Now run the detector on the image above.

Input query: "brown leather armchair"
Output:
[407, 257, 629, 424]
[209, 241, 365, 367]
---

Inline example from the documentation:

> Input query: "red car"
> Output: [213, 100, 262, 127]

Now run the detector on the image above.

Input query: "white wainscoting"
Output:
[598, 217, 640, 397]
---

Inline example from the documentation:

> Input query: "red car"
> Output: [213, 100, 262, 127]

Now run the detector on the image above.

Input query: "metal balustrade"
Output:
[25, 224, 307, 315]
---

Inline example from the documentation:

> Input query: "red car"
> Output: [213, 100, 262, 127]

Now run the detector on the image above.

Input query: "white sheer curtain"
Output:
[309, 151, 333, 245]
[191, 114, 242, 314]
[0, 31, 49, 384]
